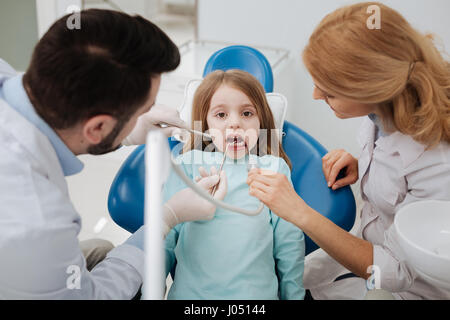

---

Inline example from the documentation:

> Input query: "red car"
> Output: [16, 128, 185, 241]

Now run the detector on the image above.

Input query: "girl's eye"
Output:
[216, 112, 227, 118]
[243, 111, 254, 117]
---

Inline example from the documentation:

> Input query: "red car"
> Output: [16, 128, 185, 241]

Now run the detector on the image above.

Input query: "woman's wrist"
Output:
[288, 197, 313, 229]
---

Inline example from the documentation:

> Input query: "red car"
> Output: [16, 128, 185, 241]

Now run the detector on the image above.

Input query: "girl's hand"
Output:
[322, 149, 358, 190]
[246, 169, 308, 224]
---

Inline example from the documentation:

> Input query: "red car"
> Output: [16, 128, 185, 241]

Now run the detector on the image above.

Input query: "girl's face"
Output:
[206, 84, 261, 159]
[312, 79, 378, 119]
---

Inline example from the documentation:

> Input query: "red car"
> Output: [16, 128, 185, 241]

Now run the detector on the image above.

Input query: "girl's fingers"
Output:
[198, 166, 209, 178]
[199, 166, 219, 179]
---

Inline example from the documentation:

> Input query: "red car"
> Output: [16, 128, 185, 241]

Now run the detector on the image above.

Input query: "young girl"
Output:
[163, 69, 305, 300]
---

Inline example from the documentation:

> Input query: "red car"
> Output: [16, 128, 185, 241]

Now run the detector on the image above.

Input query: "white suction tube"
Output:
[170, 158, 264, 216]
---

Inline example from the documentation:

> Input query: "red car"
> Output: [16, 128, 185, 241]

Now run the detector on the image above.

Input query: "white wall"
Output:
[0, 0, 38, 71]
[35, 0, 162, 38]
[197, 0, 450, 157]
[36, 0, 83, 38]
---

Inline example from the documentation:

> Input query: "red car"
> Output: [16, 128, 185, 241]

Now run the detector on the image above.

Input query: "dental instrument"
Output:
[211, 143, 230, 196]
[170, 153, 264, 216]
[157, 122, 213, 140]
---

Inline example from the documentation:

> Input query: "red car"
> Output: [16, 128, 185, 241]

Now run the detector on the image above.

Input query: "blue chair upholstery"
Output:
[281, 121, 356, 253]
[108, 139, 179, 234]
[108, 45, 356, 255]
[203, 45, 274, 93]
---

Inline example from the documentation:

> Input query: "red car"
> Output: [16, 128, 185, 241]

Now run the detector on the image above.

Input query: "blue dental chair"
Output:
[108, 45, 356, 256]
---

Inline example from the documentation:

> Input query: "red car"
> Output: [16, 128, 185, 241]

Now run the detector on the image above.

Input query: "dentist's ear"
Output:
[82, 115, 117, 144]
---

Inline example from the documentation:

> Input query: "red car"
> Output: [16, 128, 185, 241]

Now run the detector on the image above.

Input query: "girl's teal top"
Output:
[163, 149, 305, 300]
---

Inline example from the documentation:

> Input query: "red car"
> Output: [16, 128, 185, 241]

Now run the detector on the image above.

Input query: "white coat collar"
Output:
[1, 74, 84, 176]
[358, 116, 426, 168]
[357, 116, 376, 149]
[0, 98, 67, 188]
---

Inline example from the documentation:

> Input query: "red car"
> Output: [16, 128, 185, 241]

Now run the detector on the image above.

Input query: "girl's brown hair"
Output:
[184, 69, 292, 169]
[303, 2, 450, 148]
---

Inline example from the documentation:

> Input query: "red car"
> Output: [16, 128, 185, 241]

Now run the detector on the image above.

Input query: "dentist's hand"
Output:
[322, 149, 358, 190]
[162, 166, 228, 236]
[122, 104, 187, 146]
[126, 167, 228, 249]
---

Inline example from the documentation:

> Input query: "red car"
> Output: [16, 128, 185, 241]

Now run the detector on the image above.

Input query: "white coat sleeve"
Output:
[0, 224, 145, 299]
[373, 143, 450, 292]
[0, 156, 144, 299]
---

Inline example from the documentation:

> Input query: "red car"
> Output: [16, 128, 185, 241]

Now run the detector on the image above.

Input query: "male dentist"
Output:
[0, 9, 227, 299]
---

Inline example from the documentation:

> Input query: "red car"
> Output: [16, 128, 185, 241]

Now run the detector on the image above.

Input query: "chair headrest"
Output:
[178, 79, 287, 134]
[203, 45, 274, 93]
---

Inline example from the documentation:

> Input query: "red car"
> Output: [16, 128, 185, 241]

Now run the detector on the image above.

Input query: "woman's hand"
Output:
[246, 169, 308, 224]
[322, 149, 358, 190]
[247, 167, 373, 279]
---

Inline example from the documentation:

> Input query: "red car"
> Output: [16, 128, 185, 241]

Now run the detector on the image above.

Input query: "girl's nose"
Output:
[226, 113, 241, 129]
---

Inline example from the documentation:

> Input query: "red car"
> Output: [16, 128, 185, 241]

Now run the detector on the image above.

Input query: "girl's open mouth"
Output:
[226, 135, 247, 151]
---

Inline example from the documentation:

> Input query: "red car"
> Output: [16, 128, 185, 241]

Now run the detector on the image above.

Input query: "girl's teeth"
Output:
[232, 142, 245, 147]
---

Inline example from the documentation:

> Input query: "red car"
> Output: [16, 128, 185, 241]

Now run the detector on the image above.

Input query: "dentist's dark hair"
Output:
[23, 9, 180, 130]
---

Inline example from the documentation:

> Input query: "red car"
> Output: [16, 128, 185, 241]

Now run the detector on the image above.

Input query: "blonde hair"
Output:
[303, 2, 450, 148]
[184, 69, 292, 169]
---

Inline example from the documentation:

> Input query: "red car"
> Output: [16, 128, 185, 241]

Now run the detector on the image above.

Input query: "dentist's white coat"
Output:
[304, 116, 450, 299]
[0, 60, 144, 299]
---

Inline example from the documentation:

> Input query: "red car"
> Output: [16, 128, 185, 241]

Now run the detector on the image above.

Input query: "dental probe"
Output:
[157, 122, 213, 140]
[211, 143, 231, 196]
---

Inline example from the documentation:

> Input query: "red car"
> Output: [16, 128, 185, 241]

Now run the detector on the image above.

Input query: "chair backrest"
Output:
[203, 45, 274, 93]
[281, 121, 356, 254]
[108, 140, 179, 234]
[108, 45, 356, 255]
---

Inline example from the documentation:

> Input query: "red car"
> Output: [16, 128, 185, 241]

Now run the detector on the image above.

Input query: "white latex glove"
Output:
[162, 166, 228, 237]
[122, 104, 187, 146]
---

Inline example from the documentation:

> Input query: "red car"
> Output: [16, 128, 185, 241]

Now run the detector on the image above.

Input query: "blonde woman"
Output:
[247, 2, 450, 299]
